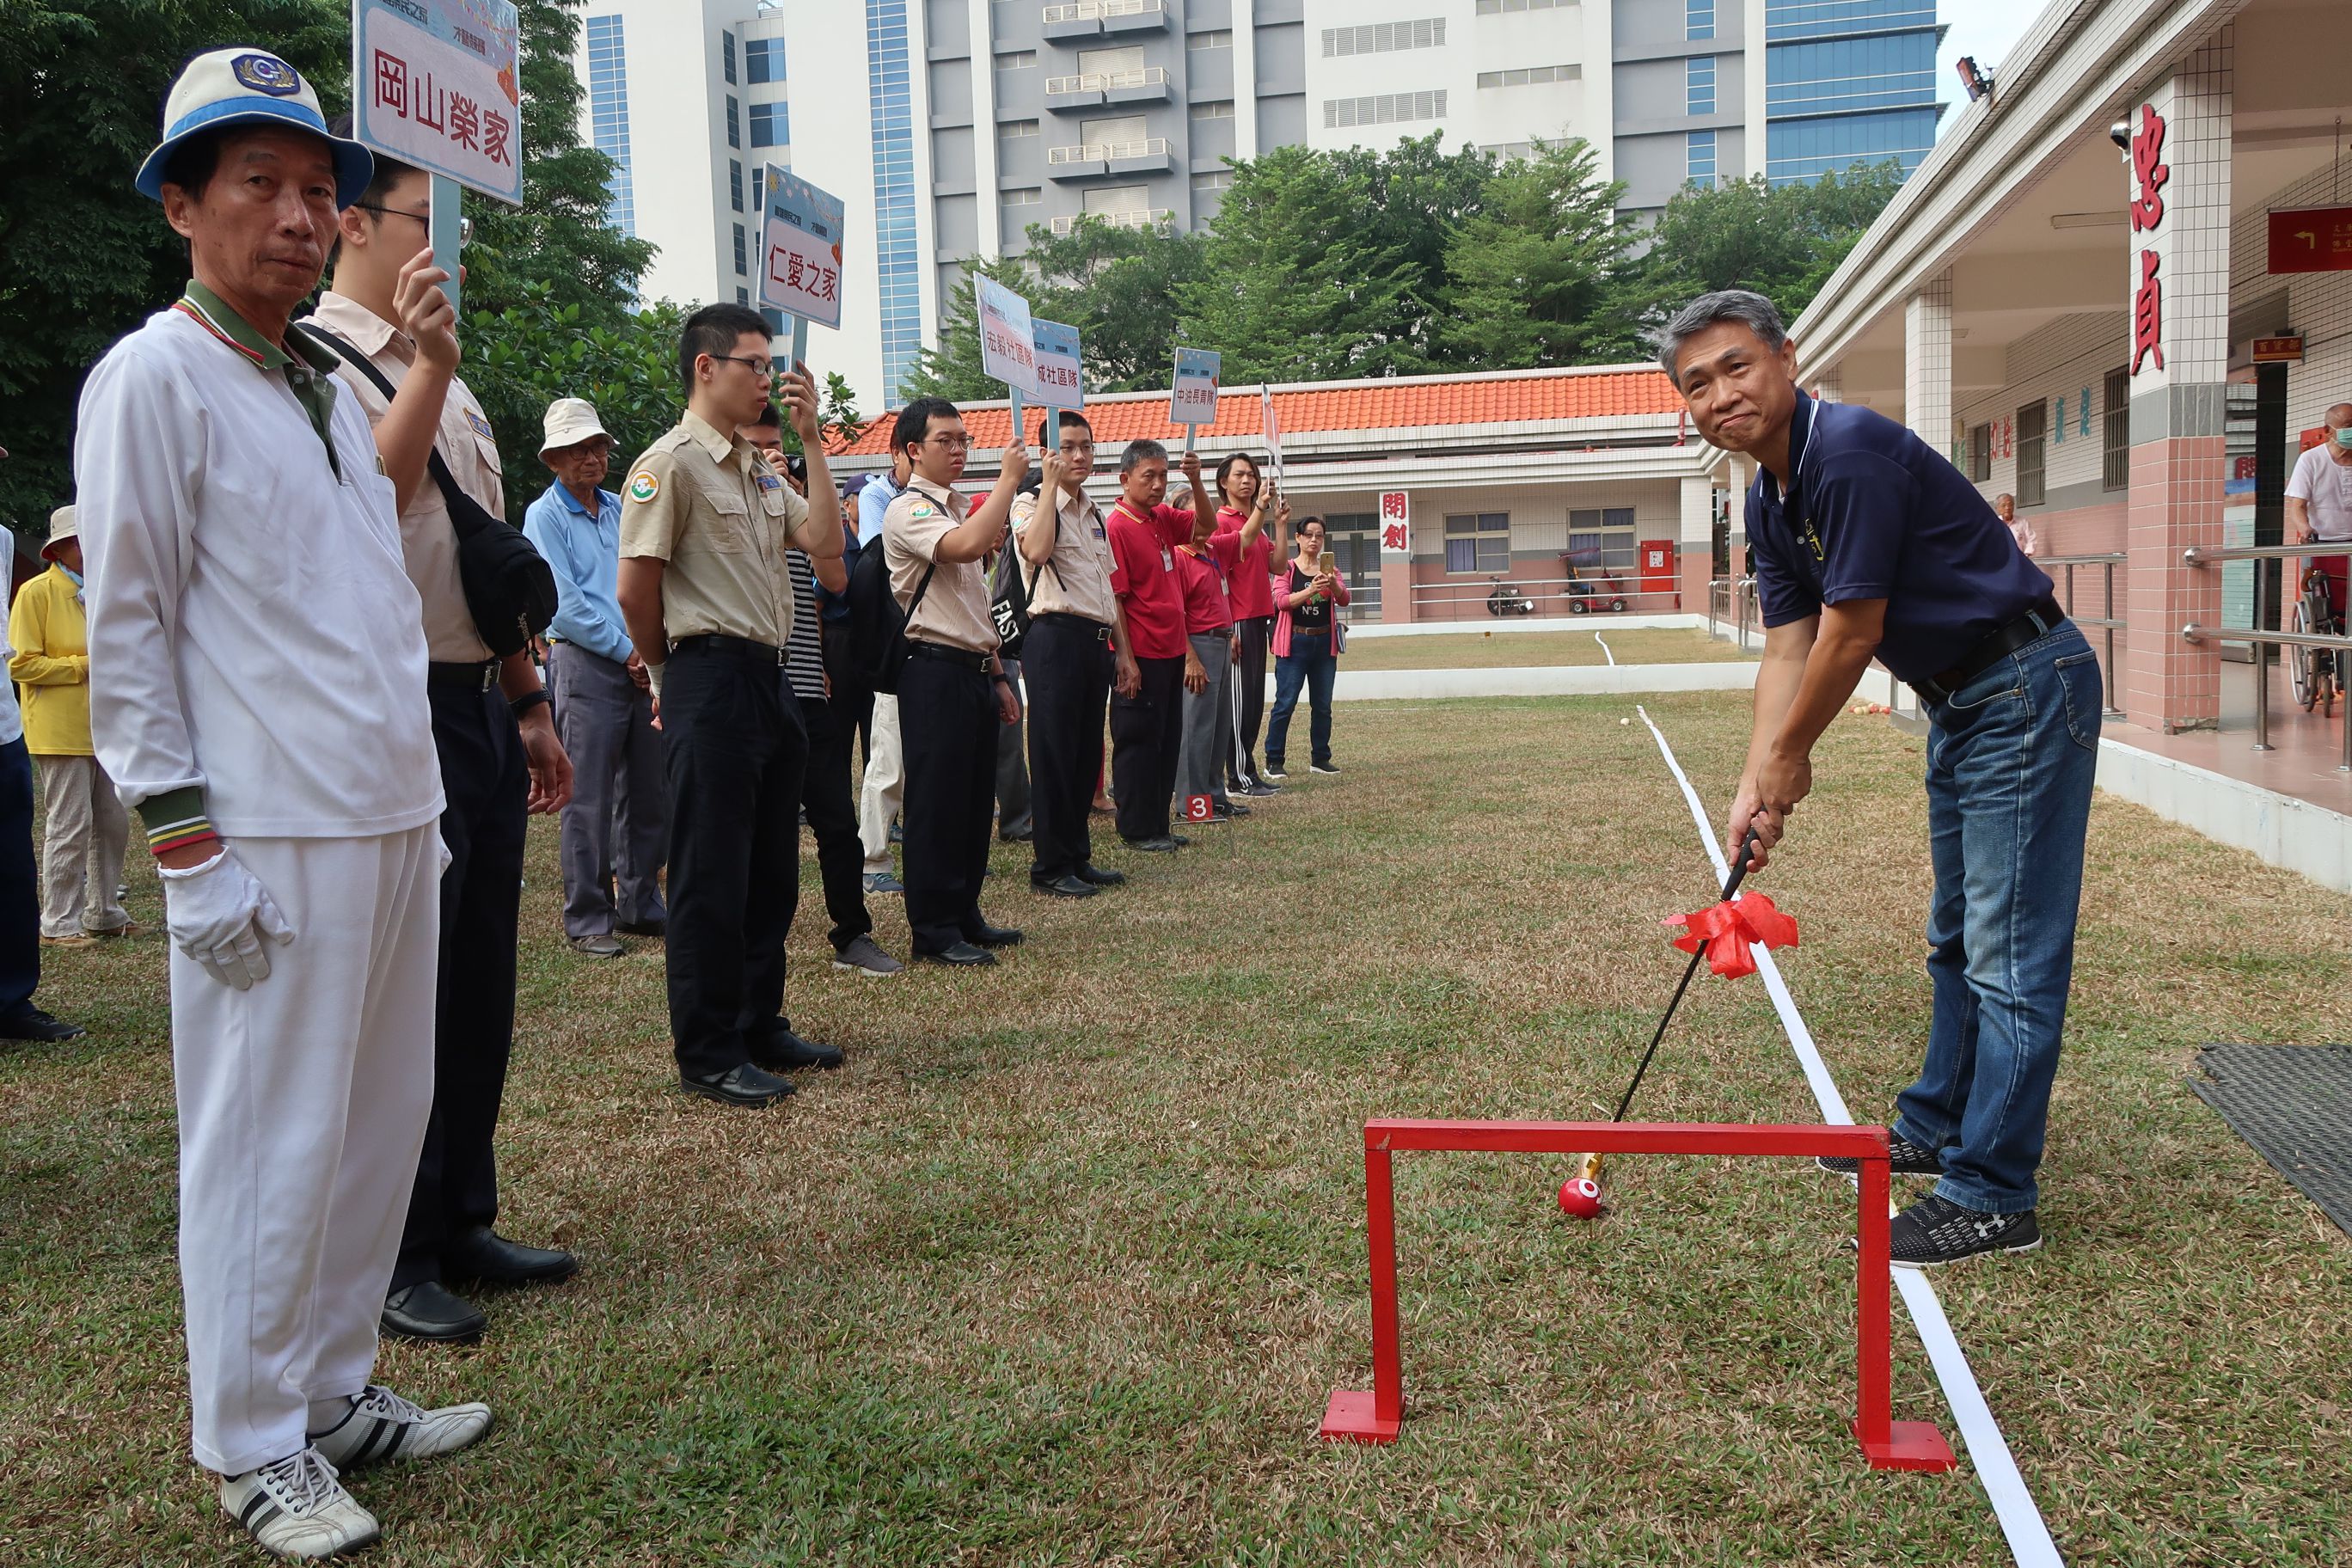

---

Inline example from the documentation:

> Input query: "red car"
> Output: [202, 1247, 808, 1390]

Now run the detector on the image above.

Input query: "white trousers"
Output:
[34, 754, 131, 937]
[858, 692, 904, 873]
[175, 827, 440, 1476]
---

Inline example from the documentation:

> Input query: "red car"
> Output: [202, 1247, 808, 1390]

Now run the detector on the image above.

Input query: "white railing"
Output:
[1044, 64, 1169, 94]
[1042, 0, 1160, 21]
[1046, 136, 1172, 163]
[1050, 208, 1173, 234]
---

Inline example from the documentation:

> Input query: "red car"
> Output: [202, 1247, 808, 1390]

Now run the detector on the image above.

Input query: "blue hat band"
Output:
[162, 92, 333, 145]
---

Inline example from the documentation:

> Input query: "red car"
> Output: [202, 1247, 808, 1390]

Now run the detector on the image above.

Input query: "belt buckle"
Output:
[480, 663, 499, 692]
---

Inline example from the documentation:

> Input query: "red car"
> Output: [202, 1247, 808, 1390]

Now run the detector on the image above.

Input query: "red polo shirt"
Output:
[1214, 504, 1277, 620]
[1107, 500, 1189, 659]
[1175, 539, 1236, 634]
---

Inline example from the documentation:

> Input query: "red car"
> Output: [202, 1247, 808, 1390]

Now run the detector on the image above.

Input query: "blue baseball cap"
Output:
[135, 48, 375, 209]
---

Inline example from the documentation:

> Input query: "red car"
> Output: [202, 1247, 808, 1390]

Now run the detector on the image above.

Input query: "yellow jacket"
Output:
[9, 565, 93, 756]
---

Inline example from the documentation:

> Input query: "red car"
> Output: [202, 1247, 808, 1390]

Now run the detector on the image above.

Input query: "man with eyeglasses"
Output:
[616, 305, 846, 1106]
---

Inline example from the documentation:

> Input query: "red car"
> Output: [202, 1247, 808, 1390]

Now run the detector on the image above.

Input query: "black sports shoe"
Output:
[1886, 1192, 2040, 1269]
[1818, 1132, 1943, 1181]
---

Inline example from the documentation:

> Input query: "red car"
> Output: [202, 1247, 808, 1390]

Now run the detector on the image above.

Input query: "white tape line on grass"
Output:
[1633, 704, 2063, 1568]
[1594, 632, 1615, 666]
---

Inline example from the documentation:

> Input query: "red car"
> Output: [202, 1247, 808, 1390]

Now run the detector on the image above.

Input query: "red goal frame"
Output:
[1320, 1118, 1958, 1472]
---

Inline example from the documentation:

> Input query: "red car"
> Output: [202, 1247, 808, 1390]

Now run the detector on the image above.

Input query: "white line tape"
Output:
[1633, 704, 2064, 1568]
[1594, 631, 1615, 667]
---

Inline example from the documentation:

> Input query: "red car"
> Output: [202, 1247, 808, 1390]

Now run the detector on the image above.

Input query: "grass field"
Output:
[1336, 626, 1755, 671]
[3, 691, 2346, 1565]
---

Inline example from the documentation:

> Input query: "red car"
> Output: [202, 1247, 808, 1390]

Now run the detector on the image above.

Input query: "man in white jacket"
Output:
[73, 49, 492, 1560]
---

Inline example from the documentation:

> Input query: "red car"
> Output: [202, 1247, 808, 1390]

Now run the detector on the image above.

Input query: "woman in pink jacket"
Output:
[1263, 516, 1350, 779]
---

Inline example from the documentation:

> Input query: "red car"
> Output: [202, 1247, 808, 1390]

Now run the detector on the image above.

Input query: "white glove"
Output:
[159, 848, 295, 991]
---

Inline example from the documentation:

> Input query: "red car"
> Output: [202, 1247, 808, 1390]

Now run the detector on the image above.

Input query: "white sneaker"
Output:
[309, 1385, 493, 1470]
[219, 1449, 379, 1560]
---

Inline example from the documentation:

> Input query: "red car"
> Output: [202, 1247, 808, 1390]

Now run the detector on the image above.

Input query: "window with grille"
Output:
[732, 223, 747, 277]
[1687, 130, 1717, 187]
[1325, 91, 1448, 129]
[1969, 421, 1992, 482]
[1475, 64, 1580, 87]
[1687, 55, 1715, 113]
[1322, 18, 1447, 56]
[1444, 512, 1510, 573]
[1476, 0, 1565, 12]
[722, 33, 737, 84]
[726, 95, 739, 149]
[1687, 0, 1715, 39]
[729, 159, 744, 213]
[2015, 400, 2047, 506]
[2101, 367, 2128, 490]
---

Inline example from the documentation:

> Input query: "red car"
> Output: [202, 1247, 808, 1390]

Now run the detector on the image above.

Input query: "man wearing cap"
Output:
[1664, 288, 2098, 1271]
[76, 50, 492, 1558]
[524, 397, 668, 959]
[301, 139, 578, 1347]
[9, 507, 133, 948]
[616, 305, 846, 1107]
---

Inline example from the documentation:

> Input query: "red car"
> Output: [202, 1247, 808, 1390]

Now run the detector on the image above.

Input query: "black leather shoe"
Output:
[0, 1008, 85, 1043]
[616, 918, 666, 937]
[382, 1280, 486, 1343]
[917, 941, 997, 967]
[680, 1063, 794, 1106]
[1032, 874, 1099, 898]
[1222, 800, 1251, 817]
[754, 1024, 845, 1072]
[1075, 863, 1126, 886]
[997, 824, 1033, 842]
[968, 923, 1024, 948]
[1169, 833, 1191, 847]
[1123, 836, 1179, 852]
[444, 1226, 579, 1285]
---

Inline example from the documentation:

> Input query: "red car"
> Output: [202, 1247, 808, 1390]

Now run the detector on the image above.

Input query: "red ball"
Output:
[1557, 1177, 1603, 1219]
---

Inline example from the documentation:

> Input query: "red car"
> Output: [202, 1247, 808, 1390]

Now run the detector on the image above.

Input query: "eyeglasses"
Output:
[353, 204, 474, 246]
[926, 434, 972, 454]
[713, 354, 776, 377]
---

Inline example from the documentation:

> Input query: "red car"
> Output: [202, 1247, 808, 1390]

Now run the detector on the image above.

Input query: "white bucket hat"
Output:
[42, 507, 77, 562]
[541, 398, 612, 456]
[136, 48, 374, 209]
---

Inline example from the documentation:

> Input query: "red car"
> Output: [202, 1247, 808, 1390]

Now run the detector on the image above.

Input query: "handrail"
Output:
[2183, 620, 2352, 769]
[2043, 553, 2122, 713]
[1047, 136, 1172, 163]
[1044, 65, 1167, 93]
[1041, 0, 1158, 20]
[2035, 551, 2126, 565]
[2183, 542, 2325, 565]
[2183, 622, 2352, 653]
[1049, 208, 1171, 234]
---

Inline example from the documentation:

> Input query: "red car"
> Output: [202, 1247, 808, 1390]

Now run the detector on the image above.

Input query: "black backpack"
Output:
[847, 531, 933, 695]
[304, 327, 557, 658]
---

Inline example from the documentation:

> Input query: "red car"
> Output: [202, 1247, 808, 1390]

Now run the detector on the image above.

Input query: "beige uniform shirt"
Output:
[1010, 486, 1118, 626]
[885, 475, 998, 657]
[618, 409, 807, 648]
[303, 291, 498, 663]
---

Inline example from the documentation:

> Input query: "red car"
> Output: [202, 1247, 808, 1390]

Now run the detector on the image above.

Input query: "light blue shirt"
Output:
[856, 471, 902, 548]
[522, 480, 632, 664]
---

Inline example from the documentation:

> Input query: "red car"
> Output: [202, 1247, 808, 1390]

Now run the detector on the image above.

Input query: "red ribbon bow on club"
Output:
[1663, 892, 1800, 979]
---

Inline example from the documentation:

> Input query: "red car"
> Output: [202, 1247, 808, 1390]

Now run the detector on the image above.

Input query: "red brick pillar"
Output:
[2120, 36, 2232, 732]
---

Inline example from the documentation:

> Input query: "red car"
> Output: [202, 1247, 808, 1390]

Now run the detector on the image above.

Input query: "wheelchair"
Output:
[2288, 557, 2343, 716]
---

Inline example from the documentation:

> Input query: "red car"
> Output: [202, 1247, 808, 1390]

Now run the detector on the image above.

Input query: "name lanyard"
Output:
[1790, 405, 1826, 563]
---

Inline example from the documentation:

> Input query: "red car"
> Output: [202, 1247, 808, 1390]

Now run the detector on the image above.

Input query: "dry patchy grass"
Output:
[1, 692, 2345, 1566]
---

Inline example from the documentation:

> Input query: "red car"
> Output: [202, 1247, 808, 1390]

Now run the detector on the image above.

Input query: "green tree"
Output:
[0, 0, 348, 534]
[1439, 138, 1644, 367]
[470, 283, 683, 485]
[897, 254, 1033, 403]
[1327, 133, 1498, 371]
[1636, 162, 1904, 325]
[1019, 217, 1208, 393]
[1179, 144, 1419, 384]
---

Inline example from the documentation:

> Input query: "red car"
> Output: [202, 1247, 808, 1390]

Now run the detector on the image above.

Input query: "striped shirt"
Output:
[783, 549, 827, 702]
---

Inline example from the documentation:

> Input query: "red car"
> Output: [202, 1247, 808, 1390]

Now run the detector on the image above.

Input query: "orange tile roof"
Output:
[829, 368, 1683, 457]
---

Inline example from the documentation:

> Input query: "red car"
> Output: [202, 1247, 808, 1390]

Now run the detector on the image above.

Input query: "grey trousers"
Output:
[34, 754, 129, 938]
[995, 657, 1031, 837]
[546, 642, 668, 937]
[1178, 632, 1233, 808]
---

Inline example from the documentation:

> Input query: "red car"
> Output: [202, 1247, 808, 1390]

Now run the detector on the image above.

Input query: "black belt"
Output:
[426, 658, 499, 691]
[671, 633, 787, 665]
[907, 640, 994, 673]
[1032, 611, 1112, 643]
[1913, 596, 2067, 703]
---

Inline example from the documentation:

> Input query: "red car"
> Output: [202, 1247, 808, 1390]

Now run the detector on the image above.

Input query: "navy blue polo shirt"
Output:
[1746, 394, 2053, 683]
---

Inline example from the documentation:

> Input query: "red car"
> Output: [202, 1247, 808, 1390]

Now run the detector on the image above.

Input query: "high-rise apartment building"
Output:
[576, 1, 1941, 405]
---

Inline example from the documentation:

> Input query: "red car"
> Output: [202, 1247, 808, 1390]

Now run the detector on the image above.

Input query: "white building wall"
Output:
[1956, 310, 2129, 531]
[2233, 161, 2352, 434]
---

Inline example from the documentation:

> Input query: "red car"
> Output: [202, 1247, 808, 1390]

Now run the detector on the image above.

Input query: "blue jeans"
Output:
[1265, 631, 1335, 768]
[1893, 625, 2102, 1214]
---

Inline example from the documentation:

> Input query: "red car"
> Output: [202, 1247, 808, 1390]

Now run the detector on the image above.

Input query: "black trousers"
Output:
[394, 681, 528, 1291]
[0, 738, 40, 1020]
[1022, 616, 1112, 884]
[796, 689, 871, 952]
[664, 640, 807, 1079]
[1110, 654, 1185, 843]
[1228, 615, 1271, 787]
[897, 652, 997, 954]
